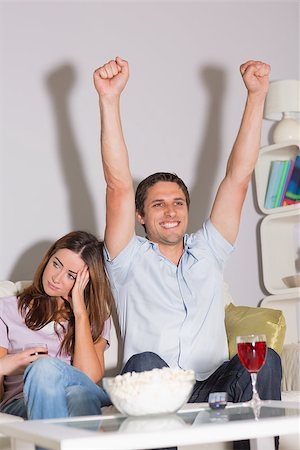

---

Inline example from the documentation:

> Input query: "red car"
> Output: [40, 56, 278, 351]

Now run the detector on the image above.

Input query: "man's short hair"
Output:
[135, 172, 190, 216]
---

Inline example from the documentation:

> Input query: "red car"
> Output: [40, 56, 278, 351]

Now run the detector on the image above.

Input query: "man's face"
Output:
[136, 181, 189, 246]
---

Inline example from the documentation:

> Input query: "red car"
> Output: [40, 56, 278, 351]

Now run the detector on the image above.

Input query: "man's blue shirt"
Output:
[104, 219, 234, 381]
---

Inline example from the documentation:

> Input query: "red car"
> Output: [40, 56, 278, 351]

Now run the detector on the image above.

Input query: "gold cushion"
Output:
[225, 303, 286, 359]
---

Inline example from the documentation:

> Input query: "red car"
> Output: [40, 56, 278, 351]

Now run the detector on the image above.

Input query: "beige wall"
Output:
[0, 0, 299, 306]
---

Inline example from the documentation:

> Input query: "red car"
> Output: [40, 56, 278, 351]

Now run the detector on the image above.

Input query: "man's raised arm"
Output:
[210, 60, 271, 245]
[94, 57, 135, 259]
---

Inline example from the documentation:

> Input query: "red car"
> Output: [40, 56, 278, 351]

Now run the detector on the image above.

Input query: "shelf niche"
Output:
[260, 209, 300, 295]
[255, 141, 300, 215]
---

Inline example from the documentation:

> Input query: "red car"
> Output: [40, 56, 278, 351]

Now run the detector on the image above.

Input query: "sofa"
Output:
[0, 280, 299, 450]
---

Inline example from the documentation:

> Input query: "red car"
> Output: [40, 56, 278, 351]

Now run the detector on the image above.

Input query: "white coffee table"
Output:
[0, 412, 23, 434]
[0, 413, 23, 450]
[0, 401, 299, 450]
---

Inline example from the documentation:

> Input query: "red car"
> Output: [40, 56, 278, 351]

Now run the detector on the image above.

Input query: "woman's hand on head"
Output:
[67, 265, 90, 316]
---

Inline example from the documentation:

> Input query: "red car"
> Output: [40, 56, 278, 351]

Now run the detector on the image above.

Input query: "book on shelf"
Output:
[280, 159, 295, 206]
[264, 155, 300, 209]
[282, 198, 298, 206]
[264, 160, 286, 209]
[283, 155, 300, 204]
[274, 160, 290, 208]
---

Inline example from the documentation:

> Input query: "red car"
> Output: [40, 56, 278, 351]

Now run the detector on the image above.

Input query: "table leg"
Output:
[11, 438, 35, 450]
[250, 436, 274, 450]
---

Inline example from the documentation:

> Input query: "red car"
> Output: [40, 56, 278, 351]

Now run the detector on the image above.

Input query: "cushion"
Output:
[281, 343, 300, 391]
[0, 280, 31, 297]
[225, 303, 286, 359]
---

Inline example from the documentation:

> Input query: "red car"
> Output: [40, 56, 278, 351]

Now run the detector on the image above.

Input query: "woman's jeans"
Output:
[2, 357, 111, 420]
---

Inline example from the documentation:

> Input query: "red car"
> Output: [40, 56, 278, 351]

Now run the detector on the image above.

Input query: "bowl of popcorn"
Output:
[103, 367, 195, 416]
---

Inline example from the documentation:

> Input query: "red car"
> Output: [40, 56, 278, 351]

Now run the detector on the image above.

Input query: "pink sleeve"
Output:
[101, 317, 111, 350]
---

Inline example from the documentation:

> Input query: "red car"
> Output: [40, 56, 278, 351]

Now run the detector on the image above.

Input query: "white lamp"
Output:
[264, 80, 300, 143]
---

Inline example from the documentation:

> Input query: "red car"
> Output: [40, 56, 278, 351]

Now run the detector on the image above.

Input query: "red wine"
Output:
[237, 341, 267, 373]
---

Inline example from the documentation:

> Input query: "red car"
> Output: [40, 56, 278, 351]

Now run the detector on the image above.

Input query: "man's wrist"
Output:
[99, 93, 121, 106]
[245, 92, 267, 113]
[247, 90, 267, 103]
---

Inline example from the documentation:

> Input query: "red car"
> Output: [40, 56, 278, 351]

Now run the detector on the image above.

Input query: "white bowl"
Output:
[282, 274, 300, 288]
[103, 367, 195, 416]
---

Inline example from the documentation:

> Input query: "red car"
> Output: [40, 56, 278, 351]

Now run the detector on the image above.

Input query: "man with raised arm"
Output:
[93, 57, 281, 410]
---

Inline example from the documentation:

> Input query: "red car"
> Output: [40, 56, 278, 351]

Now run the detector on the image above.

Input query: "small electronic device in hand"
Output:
[208, 392, 228, 409]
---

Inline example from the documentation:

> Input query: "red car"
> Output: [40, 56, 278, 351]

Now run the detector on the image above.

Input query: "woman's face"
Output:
[42, 249, 85, 299]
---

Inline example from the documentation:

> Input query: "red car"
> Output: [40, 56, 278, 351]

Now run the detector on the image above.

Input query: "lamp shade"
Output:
[264, 80, 300, 121]
[264, 80, 300, 143]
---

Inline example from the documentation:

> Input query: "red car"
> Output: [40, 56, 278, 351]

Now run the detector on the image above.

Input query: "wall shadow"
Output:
[9, 240, 52, 281]
[9, 63, 98, 280]
[251, 174, 267, 295]
[133, 178, 146, 237]
[45, 63, 98, 234]
[131, 65, 227, 237]
[255, 218, 269, 299]
[188, 65, 226, 233]
[267, 122, 277, 145]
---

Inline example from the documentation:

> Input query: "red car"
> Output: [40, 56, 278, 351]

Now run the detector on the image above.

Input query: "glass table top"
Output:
[48, 402, 300, 435]
[0, 402, 298, 450]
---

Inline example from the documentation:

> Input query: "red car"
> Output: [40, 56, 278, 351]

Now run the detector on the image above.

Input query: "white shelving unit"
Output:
[255, 140, 300, 344]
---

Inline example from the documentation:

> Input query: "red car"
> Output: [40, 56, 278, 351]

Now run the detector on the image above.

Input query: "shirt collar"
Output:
[147, 234, 199, 262]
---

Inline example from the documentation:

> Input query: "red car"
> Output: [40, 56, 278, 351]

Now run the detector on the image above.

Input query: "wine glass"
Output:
[23, 343, 48, 356]
[236, 334, 267, 408]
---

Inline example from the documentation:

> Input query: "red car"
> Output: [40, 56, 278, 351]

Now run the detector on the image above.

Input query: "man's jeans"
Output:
[122, 349, 282, 450]
[122, 349, 282, 403]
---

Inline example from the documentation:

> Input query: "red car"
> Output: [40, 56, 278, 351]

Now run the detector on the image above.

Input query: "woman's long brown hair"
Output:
[18, 231, 113, 358]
